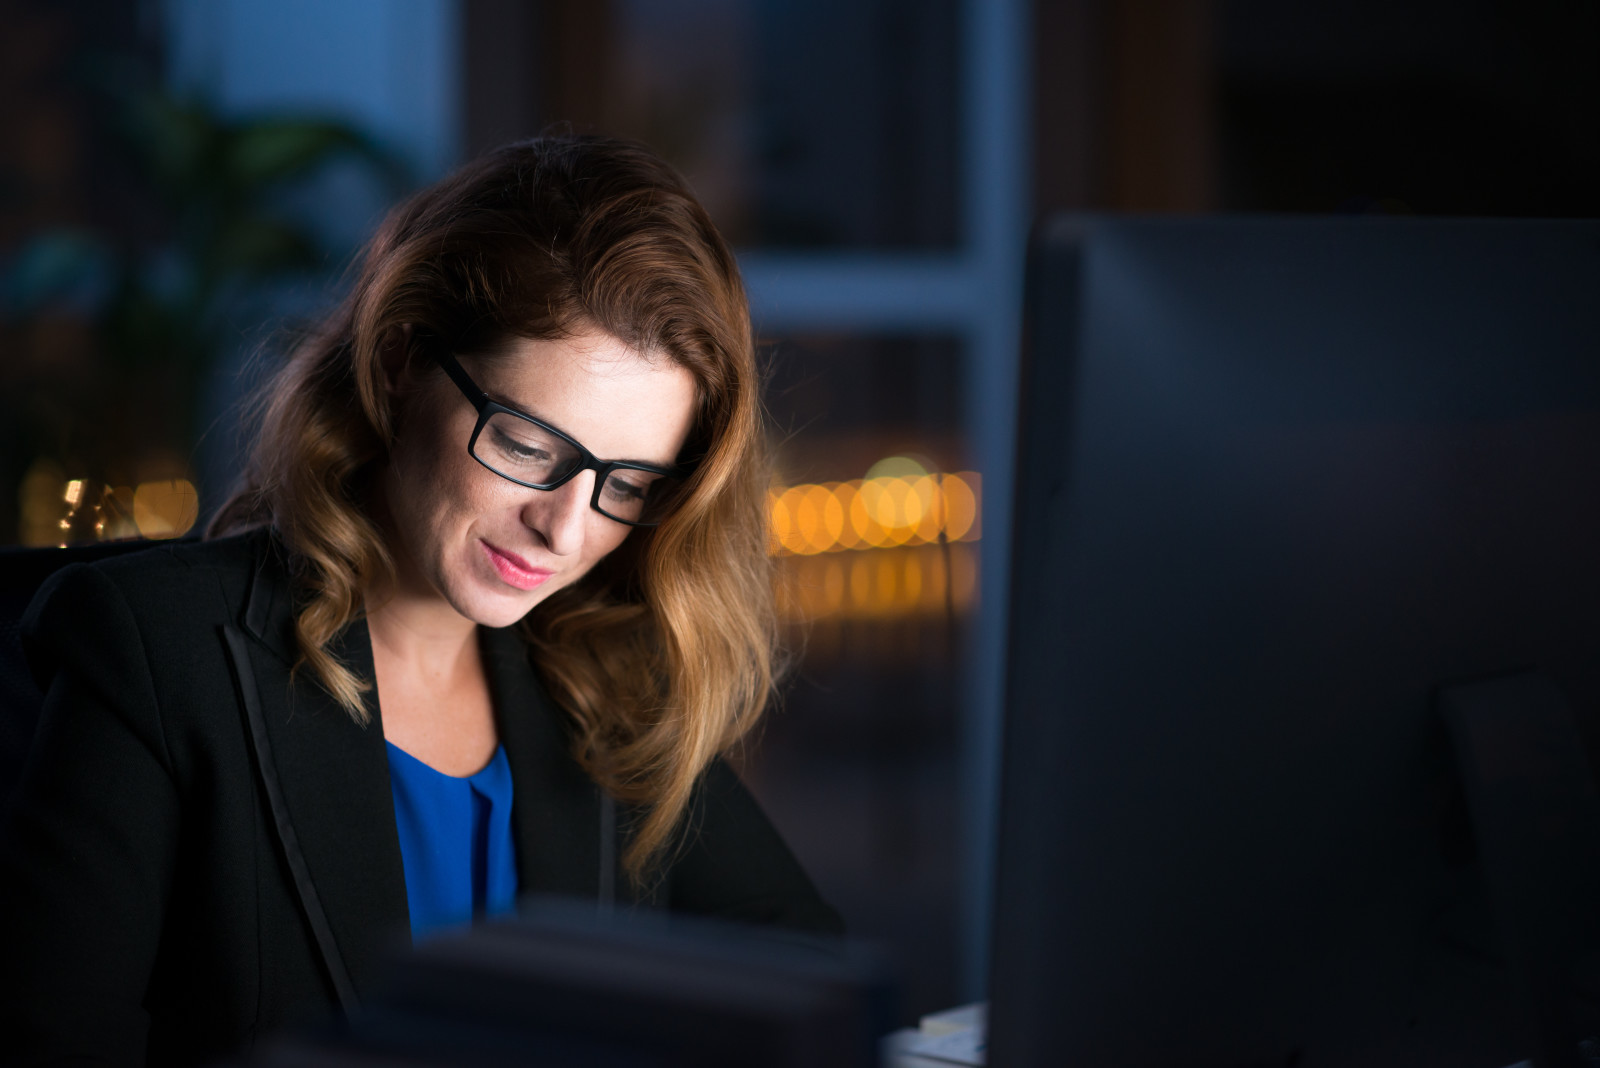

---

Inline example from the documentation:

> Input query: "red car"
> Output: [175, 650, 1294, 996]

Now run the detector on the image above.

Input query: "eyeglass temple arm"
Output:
[431, 350, 491, 410]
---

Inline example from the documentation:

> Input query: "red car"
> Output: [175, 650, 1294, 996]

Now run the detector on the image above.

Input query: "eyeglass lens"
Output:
[473, 410, 681, 524]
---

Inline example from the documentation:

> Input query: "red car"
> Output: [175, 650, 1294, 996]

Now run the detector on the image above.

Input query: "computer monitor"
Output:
[990, 216, 1600, 1067]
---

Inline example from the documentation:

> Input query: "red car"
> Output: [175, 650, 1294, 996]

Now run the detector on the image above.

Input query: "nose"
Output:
[523, 472, 592, 557]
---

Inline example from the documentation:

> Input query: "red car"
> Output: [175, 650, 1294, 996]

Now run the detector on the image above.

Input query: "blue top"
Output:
[385, 741, 520, 941]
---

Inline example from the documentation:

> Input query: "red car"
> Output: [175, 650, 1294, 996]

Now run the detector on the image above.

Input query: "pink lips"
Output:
[480, 540, 553, 591]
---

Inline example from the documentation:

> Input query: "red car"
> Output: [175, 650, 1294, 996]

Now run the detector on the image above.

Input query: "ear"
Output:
[377, 324, 416, 397]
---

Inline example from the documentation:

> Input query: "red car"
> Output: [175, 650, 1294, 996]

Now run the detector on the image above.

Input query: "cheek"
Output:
[387, 413, 488, 541]
[590, 529, 625, 562]
[580, 523, 636, 572]
[422, 456, 502, 538]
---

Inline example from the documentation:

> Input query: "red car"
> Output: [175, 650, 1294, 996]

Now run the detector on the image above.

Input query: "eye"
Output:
[490, 424, 551, 462]
[478, 414, 572, 479]
[602, 471, 654, 503]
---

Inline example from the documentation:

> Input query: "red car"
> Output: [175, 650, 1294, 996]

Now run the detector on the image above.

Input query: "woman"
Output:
[0, 135, 840, 1065]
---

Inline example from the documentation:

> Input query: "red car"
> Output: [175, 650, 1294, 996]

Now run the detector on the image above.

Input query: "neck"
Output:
[364, 575, 499, 772]
[365, 584, 479, 666]
[366, 583, 483, 706]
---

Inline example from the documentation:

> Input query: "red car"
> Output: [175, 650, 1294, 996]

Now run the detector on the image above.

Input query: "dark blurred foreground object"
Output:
[250, 898, 894, 1067]
[993, 217, 1600, 1066]
[0, 538, 154, 805]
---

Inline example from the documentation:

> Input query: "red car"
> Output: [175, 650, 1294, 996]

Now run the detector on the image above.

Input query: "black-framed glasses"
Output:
[431, 349, 691, 527]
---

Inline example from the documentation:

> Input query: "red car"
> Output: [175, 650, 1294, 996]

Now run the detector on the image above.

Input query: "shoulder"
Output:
[76, 527, 267, 597]
[26, 528, 271, 627]
[20, 529, 277, 687]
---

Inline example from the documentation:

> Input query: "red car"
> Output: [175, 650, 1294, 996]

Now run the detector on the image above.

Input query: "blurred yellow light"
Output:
[18, 460, 69, 546]
[773, 487, 794, 553]
[902, 553, 923, 605]
[823, 558, 846, 615]
[922, 547, 948, 608]
[796, 568, 827, 616]
[96, 485, 140, 541]
[914, 477, 939, 543]
[773, 543, 981, 623]
[794, 483, 841, 555]
[788, 486, 819, 554]
[775, 487, 808, 555]
[133, 480, 199, 540]
[766, 470, 982, 556]
[951, 542, 979, 608]
[847, 482, 883, 548]
[849, 554, 873, 609]
[64, 480, 84, 507]
[861, 477, 893, 529]
[875, 553, 897, 605]
[943, 474, 979, 541]
[766, 490, 786, 553]
[862, 477, 916, 543]
[895, 478, 926, 531]
[832, 482, 862, 550]
[865, 455, 929, 480]
[819, 484, 846, 548]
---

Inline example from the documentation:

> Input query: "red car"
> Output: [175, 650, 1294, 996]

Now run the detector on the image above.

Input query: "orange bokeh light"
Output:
[768, 471, 981, 556]
[774, 543, 980, 622]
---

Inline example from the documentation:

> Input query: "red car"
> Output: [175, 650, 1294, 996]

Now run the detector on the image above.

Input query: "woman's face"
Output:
[380, 329, 698, 628]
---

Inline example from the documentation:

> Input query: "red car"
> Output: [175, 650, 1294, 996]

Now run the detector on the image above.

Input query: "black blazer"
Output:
[0, 529, 840, 1066]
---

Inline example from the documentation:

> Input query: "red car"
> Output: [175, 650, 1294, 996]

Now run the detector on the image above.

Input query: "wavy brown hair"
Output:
[210, 136, 776, 880]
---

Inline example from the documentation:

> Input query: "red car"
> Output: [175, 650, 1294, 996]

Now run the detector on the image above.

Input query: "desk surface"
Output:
[882, 1002, 985, 1066]
[883, 1028, 978, 1067]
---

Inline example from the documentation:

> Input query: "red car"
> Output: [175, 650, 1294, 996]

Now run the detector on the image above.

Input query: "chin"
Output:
[453, 586, 542, 629]
[452, 570, 567, 629]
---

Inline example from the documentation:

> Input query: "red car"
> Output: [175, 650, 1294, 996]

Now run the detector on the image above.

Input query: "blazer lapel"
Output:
[222, 535, 409, 1012]
[478, 624, 607, 901]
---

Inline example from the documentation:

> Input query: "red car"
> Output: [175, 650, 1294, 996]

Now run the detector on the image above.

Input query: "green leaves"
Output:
[8, 81, 408, 313]
[227, 118, 400, 189]
[210, 216, 320, 276]
[118, 93, 409, 206]
[2, 74, 411, 480]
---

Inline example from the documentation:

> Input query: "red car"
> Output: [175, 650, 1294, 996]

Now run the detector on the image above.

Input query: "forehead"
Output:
[464, 331, 698, 465]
